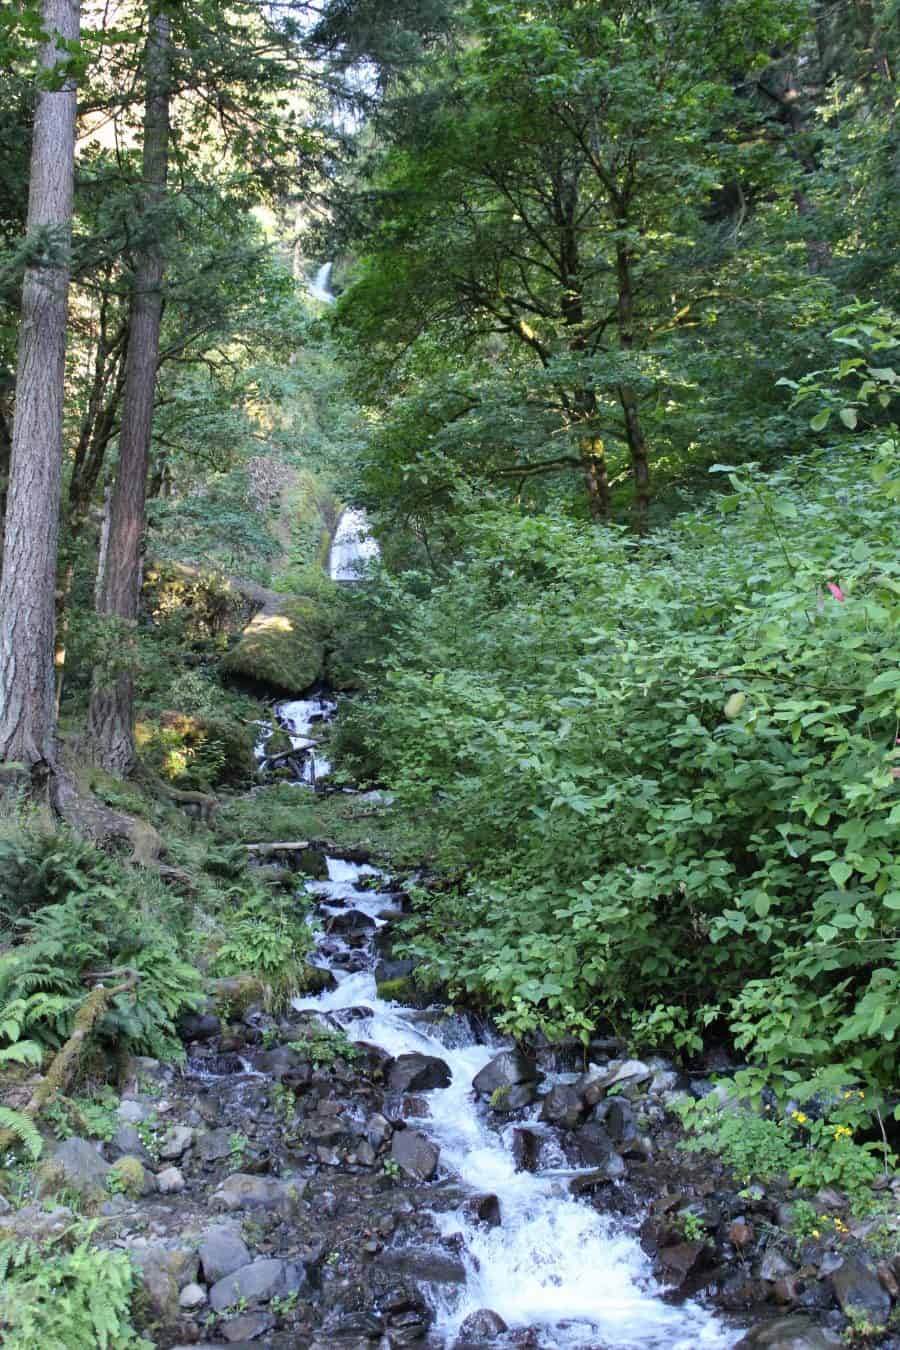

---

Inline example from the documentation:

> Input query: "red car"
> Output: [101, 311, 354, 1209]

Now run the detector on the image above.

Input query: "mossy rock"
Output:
[137, 711, 256, 790]
[375, 976, 434, 1008]
[299, 963, 337, 994]
[108, 1155, 153, 1199]
[219, 596, 329, 696]
[208, 975, 269, 1016]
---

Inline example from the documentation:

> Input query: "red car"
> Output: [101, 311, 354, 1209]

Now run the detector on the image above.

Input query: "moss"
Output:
[298, 963, 337, 994]
[375, 976, 433, 1008]
[108, 1155, 147, 1199]
[219, 596, 329, 696]
[208, 975, 268, 1016]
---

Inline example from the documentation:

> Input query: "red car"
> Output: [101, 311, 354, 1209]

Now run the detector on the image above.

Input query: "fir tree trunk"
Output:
[0, 0, 80, 782]
[89, 6, 170, 776]
[615, 238, 650, 519]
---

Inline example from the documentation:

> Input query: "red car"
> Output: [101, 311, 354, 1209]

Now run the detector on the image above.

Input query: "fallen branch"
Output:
[0, 968, 140, 1154]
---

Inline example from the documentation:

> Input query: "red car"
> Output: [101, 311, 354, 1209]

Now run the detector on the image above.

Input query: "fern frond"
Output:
[0, 1107, 43, 1160]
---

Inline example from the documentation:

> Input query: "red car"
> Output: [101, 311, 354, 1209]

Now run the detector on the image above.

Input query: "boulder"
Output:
[571, 1122, 625, 1174]
[156, 1166, 185, 1194]
[391, 1129, 440, 1181]
[829, 1254, 891, 1327]
[222, 1311, 275, 1342]
[160, 1125, 195, 1160]
[199, 1226, 251, 1284]
[179, 1283, 207, 1311]
[199, 1126, 238, 1162]
[461, 1193, 501, 1227]
[597, 1097, 638, 1144]
[37, 1136, 110, 1203]
[472, 1050, 539, 1097]
[735, 1317, 843, 1348]
[540, 1083, 586, 1130]
[456, 1309, 508, 1343]
[387, 1053, 452, 1093]
[131, 1245, 200, 1325]
[211, 1173, 305, 1218]
[209, 1258, 305, 1312]
[654, 1240, 707, 1290]
[109, 1155, 156, 1198]
[179, 1011, 222, 1042]
[220, 596, 329, 696]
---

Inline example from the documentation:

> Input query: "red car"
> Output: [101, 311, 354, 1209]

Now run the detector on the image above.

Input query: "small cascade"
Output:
[308, 261, 335, 304]
[254, 694, 337, 787]
[329, 506, 379, 582]
[292, 857, 743, 1350]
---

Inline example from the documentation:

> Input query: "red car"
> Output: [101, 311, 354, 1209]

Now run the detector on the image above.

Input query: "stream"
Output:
[287, 854, 741, 1350]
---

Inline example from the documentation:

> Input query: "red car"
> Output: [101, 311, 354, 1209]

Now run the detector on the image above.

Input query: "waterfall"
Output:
[329, 507, 379, 582]
[309, 261, 335, 304]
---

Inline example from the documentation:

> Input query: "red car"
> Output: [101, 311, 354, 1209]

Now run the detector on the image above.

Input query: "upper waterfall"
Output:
[309, 261, 335, 304]
[329, 508, 379, 582]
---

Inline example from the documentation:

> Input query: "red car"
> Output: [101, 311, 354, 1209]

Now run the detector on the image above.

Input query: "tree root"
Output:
[0, 969, 140, 1154]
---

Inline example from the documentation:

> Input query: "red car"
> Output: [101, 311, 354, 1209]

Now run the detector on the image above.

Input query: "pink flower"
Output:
[827, 582, 846, 602]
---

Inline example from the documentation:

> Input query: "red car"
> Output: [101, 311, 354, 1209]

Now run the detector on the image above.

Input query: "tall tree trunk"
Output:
[0, 0, 80, 783]
[88, 5, 170, 776]
[615, 237, 650, 519]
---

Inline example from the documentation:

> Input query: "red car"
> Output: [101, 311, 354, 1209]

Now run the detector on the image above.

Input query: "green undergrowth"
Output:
[214, 785, 438, 868]
[0, 1226, 150, 1349]
[342, 422, 900, 1162]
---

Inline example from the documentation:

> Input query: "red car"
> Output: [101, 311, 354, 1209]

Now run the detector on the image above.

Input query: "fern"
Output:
[0, 1039, 44, 1067]
[0, 1107, 43, 1160]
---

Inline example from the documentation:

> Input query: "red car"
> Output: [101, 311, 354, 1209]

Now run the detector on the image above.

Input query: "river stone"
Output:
[37, 1136, 110, 1202]
[597, 1097, 638, 1143]
[209, 1258, 305, 1312]
[461, 1193, 501, 1227]
[212, 1173, 305, 1217]
[391, 1129, 439, 1181]
[160, 1124, 195, 1159]
[571, 1122, 626, 1176]
[760, 1248, 797, 1282]
[117, 1099, 151, 1124]
[654, 1240, 706, 1289]
[472, 1050, 539, 1096]
[179, 1011, 222, 1042]
[456, 1309, 508, 1342]
[366, 1112, 393, 1149]
[829, 1254, 891, 1326]
[380, 1248, 467, 1284]
[157, 1166, 185, 1194]
[387, 1052, 452, 1093]
[735, 1317, 843, 1348]
[179, 1282, 207, 1310]
[199, 1126, 236, 1162]
[222, 1311, 275, 1342]
[111, 1123, 151, 1162]
[199, 1226, 251, 1283]
[540, 1083, 586, 1130]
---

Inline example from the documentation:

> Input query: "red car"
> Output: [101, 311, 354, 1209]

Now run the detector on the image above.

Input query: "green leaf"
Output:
[809, 410, 830, 431]
[829, 861, 853, 889]
[839, 408, 858, 430]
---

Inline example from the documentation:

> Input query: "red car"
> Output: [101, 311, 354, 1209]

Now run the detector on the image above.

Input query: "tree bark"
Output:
[0, 0, 80, 782]
[89, 5, 170, 776]
[615, 238, 650, 519]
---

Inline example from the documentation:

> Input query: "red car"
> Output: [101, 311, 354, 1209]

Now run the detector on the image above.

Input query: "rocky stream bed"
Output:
[4, 694, 899, 1349]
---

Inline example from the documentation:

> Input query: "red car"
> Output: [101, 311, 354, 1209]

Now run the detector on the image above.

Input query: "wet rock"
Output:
[511, 1128, 542, 1173]
[328, 909, 377, 935]
[540, 1083, 586, 1130]
[391, 1129, 439, 1181]
[156, 1166, 185, 1194]
[375, 958, 416, 984]
[159, 1124, 195, 1159]
[597, 1097, 637, 1144]
[253, 1045, 311, 1081]
[654, 1240, 707, 1289]
[462, 1193, 501, 1227]
[209, 1258, 305, 1312]
[199, 1226, 251, 1284]
[829, 1254, 891, 1326]
[879, 1260, 900, 1300]
[211, 1173, 305, 1218]
[491, 1081, 542, 1112]
[760, 1248, 797, 1283]
[179, 1011, 222, 1042]
[37, 1136, 110, 1202]
[735, 1317, 843, 1348]
[366, 1113, 393, 1149]
[387, 1053, 452, 1093]
[380, 1248, 467, 1284]
[728, 1218, 754, 1248]
[198, 1126, 237, 1162]
[571, 1122, 626, 1176]
[456, 1309, 508, 1343]
[472, 1050, 539, 1097]
[323, 1311, 385, 1337]
[569, 1163, 626, 1197]
[222, 1311, 275, 1342]
[179, 1282, 208, 1310]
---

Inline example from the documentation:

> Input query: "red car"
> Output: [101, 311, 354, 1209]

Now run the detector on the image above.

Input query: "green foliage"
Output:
[288, 1024, 361, 1067]
[0, 1106, 43, 1161]
[0, 1228, 150, 1349]
[349, 434, 900, 1108]
[0, 827, 203, 1065]
[210, 888, 314, 1010]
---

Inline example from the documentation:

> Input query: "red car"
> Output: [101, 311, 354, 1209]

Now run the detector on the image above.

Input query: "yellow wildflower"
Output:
[791, 1110, 808, 1125]
[812, 1229, 820, 1238]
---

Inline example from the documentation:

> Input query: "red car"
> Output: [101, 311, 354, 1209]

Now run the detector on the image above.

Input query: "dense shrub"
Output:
[355, 445, 900, 1114]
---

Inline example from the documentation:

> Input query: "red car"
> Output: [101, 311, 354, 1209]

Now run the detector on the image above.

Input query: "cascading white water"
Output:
[309, 261, 335, 304]
[254, 695, 336, 785]
[329, 507, 380, 582]
[294, 859, 742, 1350]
